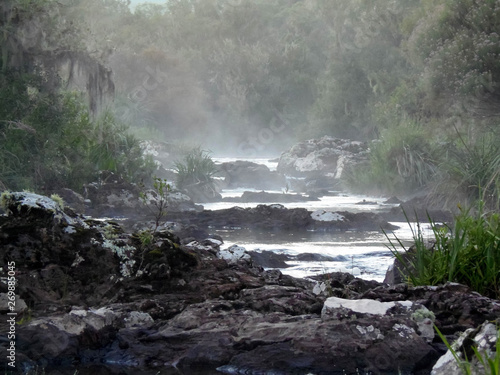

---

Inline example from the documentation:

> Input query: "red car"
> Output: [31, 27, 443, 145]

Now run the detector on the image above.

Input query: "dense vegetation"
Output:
[387, 202, 500, 299]
[0, 0, 154, 192]
[1, 0, 499, 207]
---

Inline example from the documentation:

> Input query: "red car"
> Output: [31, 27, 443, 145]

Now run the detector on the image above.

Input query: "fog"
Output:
[2, 0, 499, 202]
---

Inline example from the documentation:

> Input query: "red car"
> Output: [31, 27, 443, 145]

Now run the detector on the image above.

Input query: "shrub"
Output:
[174, 147, 218, 199]
[433, 132, 500, 211]
[346, 123, 438, 195]
[386, 202, 500, 299]
[0, 91, 155, 193]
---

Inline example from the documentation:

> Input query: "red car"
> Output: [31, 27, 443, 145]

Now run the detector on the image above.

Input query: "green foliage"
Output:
[386, 202, 500, 299]
[434, 131, 500, 210]
[0, 0, 154, 193]
[49, 194, 64, 210]
[346, 123, 438, 194]
[0, 191, 13, 212]
[0, 89, 155, 192]
[411, 0, 500, 115]
[174, 147, 217, 193]
[3, 0, 500, 208]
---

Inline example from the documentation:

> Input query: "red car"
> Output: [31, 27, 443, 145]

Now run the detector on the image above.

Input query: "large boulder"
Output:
[0, 192, 198, 311]
[217, 160, 286, 190]
[0, 192, 126, 311]
[277, 137, 370, 185]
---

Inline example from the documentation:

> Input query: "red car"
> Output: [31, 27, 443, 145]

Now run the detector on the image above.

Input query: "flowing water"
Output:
[211, 157, 434, 282]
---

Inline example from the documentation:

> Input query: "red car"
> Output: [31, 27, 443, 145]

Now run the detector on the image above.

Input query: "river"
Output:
[209, 157, 432, 283]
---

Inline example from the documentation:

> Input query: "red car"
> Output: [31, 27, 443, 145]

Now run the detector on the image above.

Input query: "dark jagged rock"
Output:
[248, 250, 291, 268]
[382, 195, 453, 223]
[167, 204, 398, 233]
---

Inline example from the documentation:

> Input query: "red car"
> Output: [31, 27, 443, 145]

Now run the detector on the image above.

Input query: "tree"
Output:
[409, 0, 500, 117]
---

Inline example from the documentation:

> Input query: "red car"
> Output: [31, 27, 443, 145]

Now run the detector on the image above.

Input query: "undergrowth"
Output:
[385, 201, 500, 299]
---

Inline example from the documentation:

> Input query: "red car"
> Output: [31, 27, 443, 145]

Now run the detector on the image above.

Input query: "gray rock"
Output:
[432, 320, 500, 375]
[277, 136, 370, 181]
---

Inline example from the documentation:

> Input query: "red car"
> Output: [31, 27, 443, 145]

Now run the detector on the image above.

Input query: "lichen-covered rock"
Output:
[431, 320, 500, 375]
[321, 296, 414, 317]
[311, 209, 345, 222]
[217, 244, 251, 264]
[2, 193, 499, 375]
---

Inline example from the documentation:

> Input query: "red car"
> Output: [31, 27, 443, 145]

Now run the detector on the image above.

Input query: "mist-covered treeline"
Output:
[1, 0, 499, 205]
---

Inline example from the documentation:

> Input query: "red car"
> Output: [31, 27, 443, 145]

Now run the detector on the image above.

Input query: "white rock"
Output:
[321, 297, 413, 318]
[218, 245, 251, 264]
[294, 152, 326, 172]
[69, 309, 88, 317]
[311, 210, 344, 222]
[313, 282, 327, 295]
[205, 238, 223, 246]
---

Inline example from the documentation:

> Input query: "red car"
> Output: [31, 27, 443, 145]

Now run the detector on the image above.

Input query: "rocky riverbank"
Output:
[1, 192, 498, 375]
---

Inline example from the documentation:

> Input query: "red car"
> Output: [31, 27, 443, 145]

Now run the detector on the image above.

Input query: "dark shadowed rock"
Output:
[217, 160, 286, 190]
[248, 250, 291, 268]
[382, 195, 453, 223]
[167, 204, 398, 233]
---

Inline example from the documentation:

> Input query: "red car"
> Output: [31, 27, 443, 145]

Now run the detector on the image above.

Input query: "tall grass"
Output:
[345, 122, 438, 195]
[174, 147, 217, 190]
[386, 202, 500, 299]
[434, 134, 500, 211]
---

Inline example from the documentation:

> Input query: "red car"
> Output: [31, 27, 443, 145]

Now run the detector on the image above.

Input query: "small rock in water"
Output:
[218, 244, 251, 264]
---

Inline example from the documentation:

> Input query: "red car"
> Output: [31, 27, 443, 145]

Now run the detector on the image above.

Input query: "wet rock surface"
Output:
[1, 193, 498, 375]
[166, 203, 398, 232]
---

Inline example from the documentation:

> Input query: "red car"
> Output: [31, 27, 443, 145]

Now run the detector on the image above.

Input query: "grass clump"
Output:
[386, 201, 500, 299]
[174, 147, 218, 200]
[345, 123, 438, 195]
